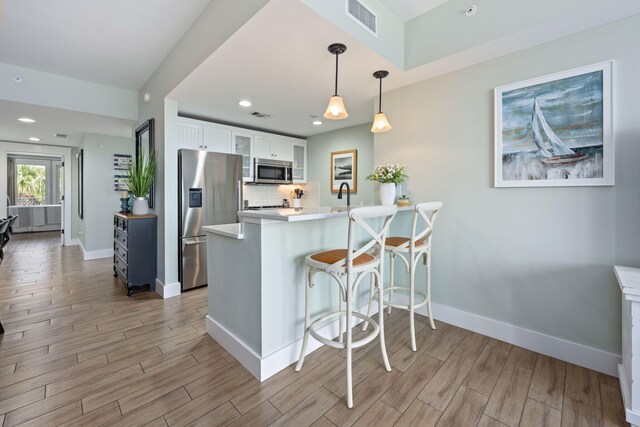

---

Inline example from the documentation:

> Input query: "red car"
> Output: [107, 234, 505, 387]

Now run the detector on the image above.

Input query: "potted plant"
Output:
[125, 150, 156, 215]
[366, 163, 407, 205]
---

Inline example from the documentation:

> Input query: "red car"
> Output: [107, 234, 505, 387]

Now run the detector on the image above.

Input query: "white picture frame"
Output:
[494, 61, 613, 188]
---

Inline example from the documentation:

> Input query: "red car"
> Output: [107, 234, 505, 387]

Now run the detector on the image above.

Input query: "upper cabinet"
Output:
[203, 126, 232, 153]
[254, 136, 292, 162]
[232, 132, 253, 182]
[177, 117, 307, 183]
[292, 140, 307, 184]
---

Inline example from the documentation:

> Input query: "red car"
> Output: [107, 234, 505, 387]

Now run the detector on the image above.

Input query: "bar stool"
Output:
[366, 202, 442, 352]
[295, 205, 397, 408]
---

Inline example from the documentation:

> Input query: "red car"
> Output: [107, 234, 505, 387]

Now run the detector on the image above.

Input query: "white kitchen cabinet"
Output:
[253, 136, 273, 160]
[272, 139, 292, 161]
[253, 136, 292, 162]
[178, 122, 203, 150]
[203, 126, 232, 153]
[292, 140, 307, 183]
[232, 132, 253, 182]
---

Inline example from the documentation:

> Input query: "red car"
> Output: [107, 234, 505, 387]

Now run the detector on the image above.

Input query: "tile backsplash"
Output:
[243, 182, 319, 208]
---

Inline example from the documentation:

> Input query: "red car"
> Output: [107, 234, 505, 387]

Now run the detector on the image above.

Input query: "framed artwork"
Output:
[494, 61, 613, 187]
[331, 149, 357, 193]
[135, 118, 155, 207]
[77, 149, 83, 219]
[113, 154, 131, 191]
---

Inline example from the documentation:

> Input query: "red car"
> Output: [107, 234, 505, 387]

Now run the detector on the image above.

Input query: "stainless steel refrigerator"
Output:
[178, 149, 243, 291]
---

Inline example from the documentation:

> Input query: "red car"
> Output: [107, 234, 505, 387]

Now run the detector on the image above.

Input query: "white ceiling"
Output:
[0, 0, 211, 89]
[378, 0, 451, 21]
[170, 0, 403, 138]
[0, 100, 136, 147]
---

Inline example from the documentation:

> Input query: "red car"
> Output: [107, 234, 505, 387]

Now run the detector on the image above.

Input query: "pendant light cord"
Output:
[334, 54, 339, 96]
[378, 77, 383, 113]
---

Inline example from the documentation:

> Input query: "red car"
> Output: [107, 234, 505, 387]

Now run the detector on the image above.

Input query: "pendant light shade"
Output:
[371, 70, 392, 133]
[372, 112, 392, 132]
[324, 43, 349, 120]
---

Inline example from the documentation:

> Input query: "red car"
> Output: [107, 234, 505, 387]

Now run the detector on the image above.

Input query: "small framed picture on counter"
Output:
[331, 149, 357, 193]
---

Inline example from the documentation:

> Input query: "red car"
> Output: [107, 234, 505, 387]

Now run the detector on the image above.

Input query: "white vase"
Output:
[132, 197, 149, 215]
[293, 199, 301, 208]
[379, 183, 396, 206]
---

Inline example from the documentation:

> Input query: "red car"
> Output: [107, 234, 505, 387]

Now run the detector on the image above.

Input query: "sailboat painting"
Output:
[494, 61, 613, 187]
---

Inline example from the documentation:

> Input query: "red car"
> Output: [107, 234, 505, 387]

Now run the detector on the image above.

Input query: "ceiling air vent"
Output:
[250, 111, 271, 119]
[53, 133, 68, 138]
[346, 0, 377, 37]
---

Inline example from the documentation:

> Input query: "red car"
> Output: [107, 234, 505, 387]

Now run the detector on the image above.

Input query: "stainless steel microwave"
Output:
[253, 158, 293, 184]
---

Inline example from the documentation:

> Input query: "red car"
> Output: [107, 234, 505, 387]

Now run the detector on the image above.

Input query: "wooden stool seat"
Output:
[310, 249, 376, 267]
[385, 237, 426, 249]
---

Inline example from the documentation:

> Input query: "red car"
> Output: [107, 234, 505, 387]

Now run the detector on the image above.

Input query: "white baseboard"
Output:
[66, 238, 80, 247]
[155, 278, 181, 299]
[79, 242, 113, 261]
[206, 302, 376, 382]
[427, 301, 621, 377]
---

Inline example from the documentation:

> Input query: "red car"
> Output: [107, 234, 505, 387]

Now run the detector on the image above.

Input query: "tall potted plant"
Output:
[126, 150, 156, 215]
[366, 163, 407, 205]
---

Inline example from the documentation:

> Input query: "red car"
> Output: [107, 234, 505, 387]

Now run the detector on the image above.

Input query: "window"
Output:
[16, 164, 46, 205]
[11, 157, 63, 206]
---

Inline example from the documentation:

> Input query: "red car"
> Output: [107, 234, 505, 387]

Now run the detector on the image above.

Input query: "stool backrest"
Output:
[337, 205, 397, 270]
[397, 201, 443, 251]
[0, 219, 8, 235]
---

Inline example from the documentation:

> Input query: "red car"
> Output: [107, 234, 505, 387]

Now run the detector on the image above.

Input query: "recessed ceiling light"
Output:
[13, 76, 23, 83]
[29, 137, 41, 141]
[18, 117, 36, 123]
[238, 100, 252, 107]
[312, 120, 323, 126]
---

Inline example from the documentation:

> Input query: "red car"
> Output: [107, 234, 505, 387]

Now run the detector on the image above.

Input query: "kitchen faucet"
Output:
[337, 182, 351, 207]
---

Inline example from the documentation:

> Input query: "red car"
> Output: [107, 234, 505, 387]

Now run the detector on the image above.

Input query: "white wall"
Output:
[138, 0, 270, 293]
[375, 15, 640, 355]
[79, 134, 134, 253]
[307, 123, 375, 207]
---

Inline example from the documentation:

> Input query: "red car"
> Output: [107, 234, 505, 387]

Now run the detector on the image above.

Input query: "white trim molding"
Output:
[428, 301, 620, 377]
[79, 241, 113, 261]
[155, 278, 181, 299]
[66, 238, 80, 247]
[206, 302, 376, 382]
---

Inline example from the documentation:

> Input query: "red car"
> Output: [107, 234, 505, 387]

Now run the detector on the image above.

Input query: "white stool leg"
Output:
[295, 266, 313, 372]
[426, 252, 436, 330]
[376, 270, 391, 372]
[338, 287, 344, 343]
[409, 255, 417, 352]
[345, 275, 354, 408]
[362, 273, 375, 331]
[387, 252, 395, 314]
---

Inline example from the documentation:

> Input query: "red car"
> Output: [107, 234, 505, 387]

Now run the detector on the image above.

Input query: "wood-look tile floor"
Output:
[0, 232, 628, 426]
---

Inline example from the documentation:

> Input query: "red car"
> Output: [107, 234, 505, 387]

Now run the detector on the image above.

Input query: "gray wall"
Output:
[307, 123, 375, 207]
[79, 134, 134, 252]
[70, 147, 83, 245]
[375, 15, 640, 354]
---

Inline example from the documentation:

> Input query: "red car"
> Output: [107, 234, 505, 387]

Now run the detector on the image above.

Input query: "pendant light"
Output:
[371, 70, 392, 133]
[323, 43, 349, 120]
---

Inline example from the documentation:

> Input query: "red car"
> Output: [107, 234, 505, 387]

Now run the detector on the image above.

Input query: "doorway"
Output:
[6, 154, 64, 244]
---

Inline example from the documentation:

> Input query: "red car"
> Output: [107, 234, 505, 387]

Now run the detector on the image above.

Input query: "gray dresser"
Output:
[113, 213, 157, 296]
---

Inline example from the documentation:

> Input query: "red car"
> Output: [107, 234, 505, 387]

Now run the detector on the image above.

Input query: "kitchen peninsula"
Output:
[203, 206, 413, 381]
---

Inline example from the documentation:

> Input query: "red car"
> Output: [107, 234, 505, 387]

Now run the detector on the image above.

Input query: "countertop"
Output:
[238, 204, 414, 222]
[203, 205, 413, 239]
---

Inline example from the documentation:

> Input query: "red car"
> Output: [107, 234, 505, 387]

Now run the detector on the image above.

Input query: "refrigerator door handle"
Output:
[237, 180, 242, 223]
[183, 236, 207, 245]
